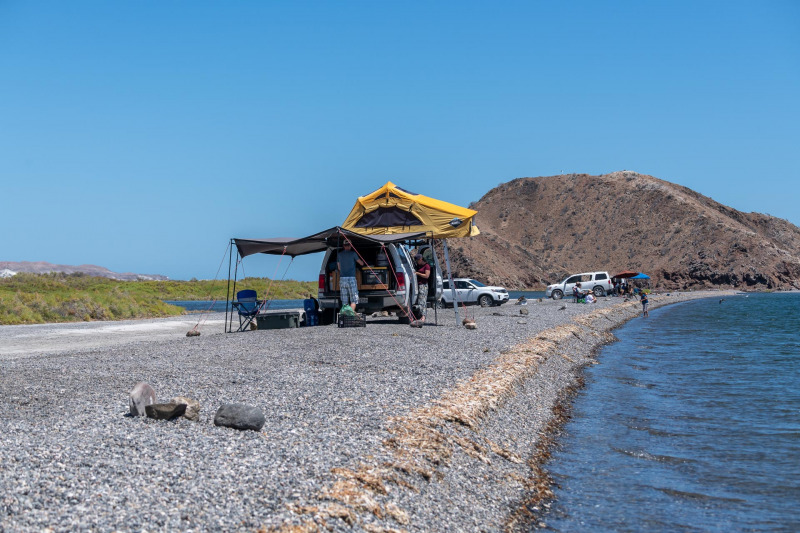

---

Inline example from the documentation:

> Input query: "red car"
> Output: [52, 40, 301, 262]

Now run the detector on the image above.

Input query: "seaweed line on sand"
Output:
[269, 294, 706, 532]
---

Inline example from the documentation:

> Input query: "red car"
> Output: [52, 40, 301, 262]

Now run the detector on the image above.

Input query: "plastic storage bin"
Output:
[256, 311, 301, 330]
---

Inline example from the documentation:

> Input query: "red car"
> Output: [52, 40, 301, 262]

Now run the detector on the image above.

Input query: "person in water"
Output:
[640, 290, 649, 317]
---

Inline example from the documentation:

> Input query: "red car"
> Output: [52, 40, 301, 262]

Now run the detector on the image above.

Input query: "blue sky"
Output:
[2, 1, 798, 281]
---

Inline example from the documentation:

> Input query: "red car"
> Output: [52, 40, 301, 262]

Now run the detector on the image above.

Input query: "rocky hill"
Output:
[0, 261, 169, 281]
[446, 171, 800, 290]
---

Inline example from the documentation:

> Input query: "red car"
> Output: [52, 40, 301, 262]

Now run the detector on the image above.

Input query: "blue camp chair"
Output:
[232, 289, 260, 331]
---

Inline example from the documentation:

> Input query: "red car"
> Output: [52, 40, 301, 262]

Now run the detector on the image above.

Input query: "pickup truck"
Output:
[440, 278, 509, 307]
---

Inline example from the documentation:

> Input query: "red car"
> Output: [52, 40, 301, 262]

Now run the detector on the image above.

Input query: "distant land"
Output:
[5, 171, 799, 292]
[447, 171, 800, 291]
[0, 261, 169, 281]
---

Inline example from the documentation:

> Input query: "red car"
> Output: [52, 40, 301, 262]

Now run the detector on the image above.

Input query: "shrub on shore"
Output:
[0, 273, 316, 325]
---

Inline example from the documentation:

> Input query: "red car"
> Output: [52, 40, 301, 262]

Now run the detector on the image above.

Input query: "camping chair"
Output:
[231, 289, 261, 332]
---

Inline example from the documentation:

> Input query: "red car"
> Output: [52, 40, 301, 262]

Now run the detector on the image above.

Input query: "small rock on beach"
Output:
[145, 402, 187, 420]
[128, 382, 156, 417]
[214, 403, 265, 431]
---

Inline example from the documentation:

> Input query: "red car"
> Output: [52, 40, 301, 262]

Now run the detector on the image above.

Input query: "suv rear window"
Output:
[595, 273, 607, 280]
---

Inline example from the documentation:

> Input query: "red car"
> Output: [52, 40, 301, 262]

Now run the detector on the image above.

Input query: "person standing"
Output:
[337, 241, 364, 309]
[640, 290, 649, 317]
[414, 253, 431, 322]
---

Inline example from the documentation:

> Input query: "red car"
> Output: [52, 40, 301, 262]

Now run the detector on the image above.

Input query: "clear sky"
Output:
[2, 1, 798, 281]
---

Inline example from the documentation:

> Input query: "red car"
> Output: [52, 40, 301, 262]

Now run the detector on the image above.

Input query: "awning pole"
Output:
[229, 251, 241, 333]
[225, 239, 233, 333]
[442, 239, 461, 326]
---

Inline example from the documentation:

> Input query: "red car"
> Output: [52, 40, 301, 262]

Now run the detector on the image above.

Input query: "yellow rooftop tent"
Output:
[342, 181, 479, 326]
[341, 181, 480, 238]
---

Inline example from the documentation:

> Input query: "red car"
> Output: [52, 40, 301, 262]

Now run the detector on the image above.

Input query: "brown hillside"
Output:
[446, 171, 800, 290]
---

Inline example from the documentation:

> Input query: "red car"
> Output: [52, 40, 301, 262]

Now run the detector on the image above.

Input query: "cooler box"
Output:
[256, 311, 302, 330]
[303, 299, 319, 326]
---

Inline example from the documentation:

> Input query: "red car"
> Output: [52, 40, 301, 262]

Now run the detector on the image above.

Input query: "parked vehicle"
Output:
[440, 278, 509, 307]
[317, 240, 442, 324]
[545, 271, 613, 300]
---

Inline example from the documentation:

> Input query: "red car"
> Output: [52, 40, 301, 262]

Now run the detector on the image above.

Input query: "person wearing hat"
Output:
[414, 253, 431, 323]
[337, 241, 365, 309]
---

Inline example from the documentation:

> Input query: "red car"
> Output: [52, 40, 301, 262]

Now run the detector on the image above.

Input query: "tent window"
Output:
[356, 207, 423, 227]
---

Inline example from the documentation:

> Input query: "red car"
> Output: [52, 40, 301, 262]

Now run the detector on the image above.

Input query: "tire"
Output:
[319, 308, 335, 326]
[551, 289, 563, 300]
[478, 295, 493, 307]
[435, 299, 445, 309]
[593, 286, 605, 297]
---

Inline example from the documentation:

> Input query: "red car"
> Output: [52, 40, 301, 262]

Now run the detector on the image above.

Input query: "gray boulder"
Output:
[214, 403, 265, 431]
[129, 382, 156, 417]
[145, 402, 186, 420]
[171, 396, 201, 421]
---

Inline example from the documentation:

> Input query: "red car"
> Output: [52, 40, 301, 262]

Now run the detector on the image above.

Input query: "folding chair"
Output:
[232, 289, 260, 332]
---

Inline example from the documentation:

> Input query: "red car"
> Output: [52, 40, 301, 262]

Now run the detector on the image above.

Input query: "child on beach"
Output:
[640, 291, 649, 317]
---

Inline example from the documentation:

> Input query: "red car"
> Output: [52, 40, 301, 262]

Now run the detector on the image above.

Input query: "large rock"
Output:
[171, 396, 201, 421]
[145, 402, 186, 420]
[214, 403, 265, 431]
[129, 382, 156, 417]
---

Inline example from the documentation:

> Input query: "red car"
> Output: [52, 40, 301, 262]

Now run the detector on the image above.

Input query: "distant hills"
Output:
[447, 171, 800, 290]
[0, 261, 169, 281]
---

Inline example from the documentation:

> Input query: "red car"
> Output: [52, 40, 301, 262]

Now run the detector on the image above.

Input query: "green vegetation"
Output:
[0, 273, 317, 325]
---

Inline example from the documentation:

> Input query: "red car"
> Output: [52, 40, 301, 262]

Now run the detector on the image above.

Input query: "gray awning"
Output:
[233, 227, 427, 258]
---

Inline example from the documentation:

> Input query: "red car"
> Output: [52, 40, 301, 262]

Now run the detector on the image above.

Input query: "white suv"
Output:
[440, 279, 509, 307]
[546, 271, 613, 300]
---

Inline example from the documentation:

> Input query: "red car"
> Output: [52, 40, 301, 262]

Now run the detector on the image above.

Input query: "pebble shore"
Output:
[0, 291, 728, 532]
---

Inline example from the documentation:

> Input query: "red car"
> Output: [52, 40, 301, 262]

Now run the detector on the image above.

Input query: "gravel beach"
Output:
[0, 291, 729, 532]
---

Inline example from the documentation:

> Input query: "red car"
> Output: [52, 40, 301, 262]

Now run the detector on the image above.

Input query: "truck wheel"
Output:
[593, 286, 605, 297]
[478, 295, 493, 307]
[319, 308, 335, 325]
[551, 289, 563, 300]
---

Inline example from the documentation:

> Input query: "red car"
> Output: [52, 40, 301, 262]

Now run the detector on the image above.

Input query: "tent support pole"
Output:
[225, 239, 234, 333]
[442, 239, 461, 326]
[228, 250, 241, 333]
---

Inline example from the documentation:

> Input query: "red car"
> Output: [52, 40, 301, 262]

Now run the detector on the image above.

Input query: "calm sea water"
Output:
[539, 293, 800, 532]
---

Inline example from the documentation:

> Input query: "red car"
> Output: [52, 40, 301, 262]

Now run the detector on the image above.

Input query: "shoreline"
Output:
[0, 290, 731, 531]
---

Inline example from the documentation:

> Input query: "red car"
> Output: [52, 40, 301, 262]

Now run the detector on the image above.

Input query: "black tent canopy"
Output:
[233, 226, 427, 259]
[226, 226, 429, 331]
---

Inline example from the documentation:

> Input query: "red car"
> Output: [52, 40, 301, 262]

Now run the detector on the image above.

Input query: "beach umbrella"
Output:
[613, 271, 639, 279]
[630, 273, 650, 279]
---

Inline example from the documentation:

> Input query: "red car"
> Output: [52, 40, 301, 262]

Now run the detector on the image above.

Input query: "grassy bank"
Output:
[0, 273, 316, 325]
